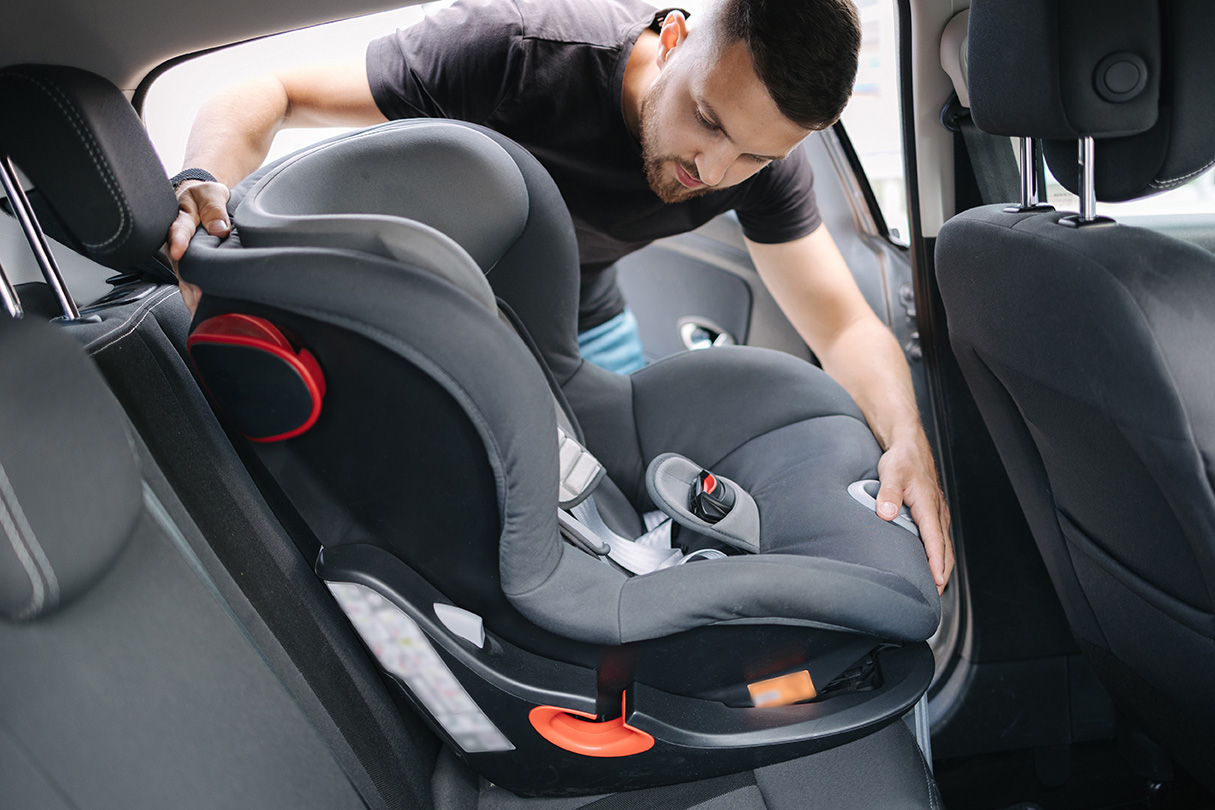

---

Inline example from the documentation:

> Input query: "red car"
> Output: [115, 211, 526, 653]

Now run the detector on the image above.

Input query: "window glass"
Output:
[143, 5, 449, 171]
[144, 0, 912, 238]
[838, 0, 908, 243]
[1045, 158, 1215, 217]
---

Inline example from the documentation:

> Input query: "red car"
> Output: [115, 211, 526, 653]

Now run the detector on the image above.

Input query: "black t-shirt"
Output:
[367, 0, 822, 329]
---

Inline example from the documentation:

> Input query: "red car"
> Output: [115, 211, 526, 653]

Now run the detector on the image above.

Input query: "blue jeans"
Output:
[577, 309, 646, 374]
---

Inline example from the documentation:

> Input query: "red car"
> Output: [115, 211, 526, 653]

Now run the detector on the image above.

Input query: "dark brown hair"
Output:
[714, 0, 861, 130]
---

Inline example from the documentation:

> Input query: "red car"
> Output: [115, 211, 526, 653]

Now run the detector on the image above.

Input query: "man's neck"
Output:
[622, 29, 660, 140]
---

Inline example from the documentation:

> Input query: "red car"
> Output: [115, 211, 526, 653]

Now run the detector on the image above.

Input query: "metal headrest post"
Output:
[1019, 137, 1040, 208]
[1078, 136, 1097, 222]
[0, 253, 22, 318]
[0, 153, 81, 321]
[1061, 136, 1113, 229]
[1003, 137, 1053, 215]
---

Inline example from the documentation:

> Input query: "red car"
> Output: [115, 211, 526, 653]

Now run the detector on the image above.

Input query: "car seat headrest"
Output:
[0, 65, 178, 268]
[967, 0, 1215, 202]
[0, 316, 143, 622]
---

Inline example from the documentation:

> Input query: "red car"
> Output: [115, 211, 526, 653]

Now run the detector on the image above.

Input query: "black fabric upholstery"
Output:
[1041, 1, 1215, 202]
[0, 314, 142, 620]
[937, 199, 1215, 788]
[967, 0, 1215, 203]
[944, 9, 1215, 785]
[0, 65, 177, 268]
[968, 0, 1161, 141]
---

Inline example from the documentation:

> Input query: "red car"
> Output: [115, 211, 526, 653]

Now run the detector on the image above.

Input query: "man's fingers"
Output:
[167, 209, 201, 262]
[875, 480, 903, 520]
[197, 199, 230, 236]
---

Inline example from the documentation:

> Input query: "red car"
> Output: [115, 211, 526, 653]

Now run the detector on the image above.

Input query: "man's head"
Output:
[637, 0, 861, 203]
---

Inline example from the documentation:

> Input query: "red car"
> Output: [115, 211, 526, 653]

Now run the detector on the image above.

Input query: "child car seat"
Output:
[0, 62, 941, 796]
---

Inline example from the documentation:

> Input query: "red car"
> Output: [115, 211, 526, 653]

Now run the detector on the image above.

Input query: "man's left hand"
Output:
[875, 437, 953, 595]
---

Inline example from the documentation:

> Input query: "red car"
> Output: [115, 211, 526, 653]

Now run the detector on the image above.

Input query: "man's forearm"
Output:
[815, 315, 923, 455]
[180, 74, 292, 186]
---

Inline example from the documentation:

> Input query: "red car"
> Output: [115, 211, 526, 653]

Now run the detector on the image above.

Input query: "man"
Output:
[166, 0, 954, 593]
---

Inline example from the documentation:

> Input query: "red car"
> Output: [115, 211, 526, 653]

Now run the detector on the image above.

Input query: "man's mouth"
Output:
[674, 162, 704, 189]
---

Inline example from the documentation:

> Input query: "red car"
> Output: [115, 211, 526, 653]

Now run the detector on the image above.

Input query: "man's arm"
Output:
[166, 57, 387, 304]
[747, 226, 954, 594]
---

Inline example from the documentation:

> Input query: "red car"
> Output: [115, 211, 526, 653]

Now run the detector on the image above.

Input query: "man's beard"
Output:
[639, 81, 711, 204]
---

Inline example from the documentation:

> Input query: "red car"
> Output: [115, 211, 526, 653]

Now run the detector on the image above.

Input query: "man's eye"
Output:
[694, 109, 720, 132]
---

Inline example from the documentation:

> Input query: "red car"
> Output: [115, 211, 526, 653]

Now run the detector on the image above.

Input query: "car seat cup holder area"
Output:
[186, 314, 326, 442]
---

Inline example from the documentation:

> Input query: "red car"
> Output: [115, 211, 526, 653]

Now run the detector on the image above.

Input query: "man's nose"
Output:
[695, 144, 735, 187]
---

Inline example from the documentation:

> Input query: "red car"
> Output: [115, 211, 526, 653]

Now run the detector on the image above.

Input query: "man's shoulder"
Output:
[509, 0, 657, 49]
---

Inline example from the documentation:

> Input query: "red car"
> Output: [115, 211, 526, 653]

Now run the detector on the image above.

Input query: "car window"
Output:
[142, 4, 453, 171]
[838, 0, 908, 243]
[144, 0, 911, 241]
[1044, 160, 1215, 217]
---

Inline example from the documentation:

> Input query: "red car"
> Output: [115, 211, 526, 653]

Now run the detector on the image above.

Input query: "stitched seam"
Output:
[0, 486, 43, 618]
[0, 459, 58, 611]
[1150, 155, 1215, 189]
[0, 72, 131, 251]
[85, 290, 176, 354]
[0, 459, 58, 618]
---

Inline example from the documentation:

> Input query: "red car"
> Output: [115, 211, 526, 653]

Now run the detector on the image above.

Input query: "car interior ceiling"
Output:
[3, 0, 1215, 809]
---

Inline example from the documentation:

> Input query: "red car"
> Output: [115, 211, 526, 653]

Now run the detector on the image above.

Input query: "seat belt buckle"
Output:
[690, 470, 736, 524]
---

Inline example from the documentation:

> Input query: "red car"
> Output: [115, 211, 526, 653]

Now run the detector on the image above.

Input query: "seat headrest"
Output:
[0, 65, 177, 268]
[967, 0, 1215, 202]
[0, 316, 144, 622]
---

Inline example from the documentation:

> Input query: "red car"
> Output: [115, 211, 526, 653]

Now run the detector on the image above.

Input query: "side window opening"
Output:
[142, 5, 451, 171]
[838, 0, 908, 244]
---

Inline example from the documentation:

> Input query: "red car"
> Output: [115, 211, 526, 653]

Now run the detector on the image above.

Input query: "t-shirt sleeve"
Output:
[366, 0, 524, 124]
[733, 144, 822, 244]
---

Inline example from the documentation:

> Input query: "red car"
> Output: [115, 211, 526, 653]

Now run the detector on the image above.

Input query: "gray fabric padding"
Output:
[181, 239, 570, 599]
[237, 121, 528, 275]
[618, 551, 938, 644]
[0, 507, 368, 810]
[0, 316, 142, 621]
[188, 122, 937, 648]
[507, 539, 629, 645]
[631, 348, 865, 469]
[646, 453, 760, 554]
[0, 723, 74, 810]
[183, 240, 939, 644]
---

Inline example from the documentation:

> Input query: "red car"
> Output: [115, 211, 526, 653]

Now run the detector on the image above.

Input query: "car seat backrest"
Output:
[0, 315, 395, 810]
[939, 0, 1215, 787]
[0, 314, 142, 621]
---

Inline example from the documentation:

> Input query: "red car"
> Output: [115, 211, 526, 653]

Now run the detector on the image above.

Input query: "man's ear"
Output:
[656, 10, 689, 66]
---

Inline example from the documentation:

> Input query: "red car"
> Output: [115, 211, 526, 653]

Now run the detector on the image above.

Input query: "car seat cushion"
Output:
[0, 317, 142, 621]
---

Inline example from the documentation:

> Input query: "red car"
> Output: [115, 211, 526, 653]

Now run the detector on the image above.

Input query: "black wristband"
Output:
[170, 168, 218, 190]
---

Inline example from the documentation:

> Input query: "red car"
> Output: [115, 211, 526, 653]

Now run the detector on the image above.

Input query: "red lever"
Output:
[528, 694, 654, 757]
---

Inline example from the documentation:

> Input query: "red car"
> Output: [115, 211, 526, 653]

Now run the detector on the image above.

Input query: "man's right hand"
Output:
[167, 179, 230, 314]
